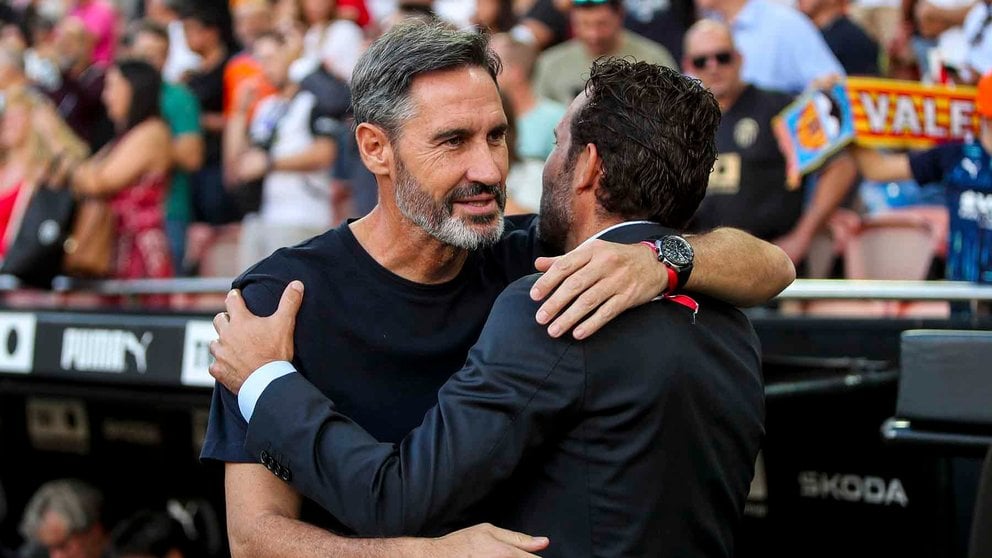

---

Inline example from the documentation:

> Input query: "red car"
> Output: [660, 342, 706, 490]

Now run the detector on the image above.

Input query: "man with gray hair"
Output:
[203, 20, 793, 557]
[19, 479, 108, 558]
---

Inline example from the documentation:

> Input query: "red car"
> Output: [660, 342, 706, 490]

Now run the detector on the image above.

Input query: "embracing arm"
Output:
[528, 227, 794, 340]
[210, 280, 573, 537]
[226, 463, 544, 557]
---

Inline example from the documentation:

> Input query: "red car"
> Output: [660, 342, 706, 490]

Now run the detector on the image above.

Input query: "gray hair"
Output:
[19, 480, 103, 541]
[351, 20, 502, 138]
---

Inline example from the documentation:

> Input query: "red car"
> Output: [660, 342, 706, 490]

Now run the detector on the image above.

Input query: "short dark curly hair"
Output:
[568, 58, 721, 228]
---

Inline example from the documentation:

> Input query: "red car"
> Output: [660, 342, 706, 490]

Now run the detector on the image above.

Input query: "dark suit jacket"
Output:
[245, 222, 765, 557]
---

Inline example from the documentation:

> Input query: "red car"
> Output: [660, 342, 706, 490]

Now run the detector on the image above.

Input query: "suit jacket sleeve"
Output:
[243, 277, 586, 536]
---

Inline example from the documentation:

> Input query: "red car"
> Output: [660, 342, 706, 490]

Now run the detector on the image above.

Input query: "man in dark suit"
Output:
[210, 58, 767, 557]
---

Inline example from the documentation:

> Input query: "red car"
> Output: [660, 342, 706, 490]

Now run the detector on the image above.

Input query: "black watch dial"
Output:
[661, 236, 694, 269]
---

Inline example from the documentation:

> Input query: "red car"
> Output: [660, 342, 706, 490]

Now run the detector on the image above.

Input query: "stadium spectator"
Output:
[800, 0, 881, 75]
[144, 0, 202, 84]
[912, 0, 974, 81]
[48, 16, 115, 152]
[491, 33, 564, 212]
[849, 72, 992, 281]
[698, 0, 845, 94]
[534, 0, 675, 105]
[19, 479, 108, 558]
[129, 21, 206, 273]
[624, 0, 696, 62]
[109, 511, 193, 558]
[0, 44, 32, 94]
[224, 0, 278, 119]
[69, 60, 174, 280]
[473, 0, 519, 33]
[68, 0, 118, 66]
[683, 20, 858, 265]
[961, 0, 992, 80]
[294, 0, 366, 83]
[0, 88, 88, 259]
[181, 5, 242, 228]
[226, 31, 339, 269]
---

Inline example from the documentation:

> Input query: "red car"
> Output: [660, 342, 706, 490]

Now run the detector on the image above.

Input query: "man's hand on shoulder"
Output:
[413, 523, 550, 558]
[209, 281, 304, 395]
[529, 240, 665, 341]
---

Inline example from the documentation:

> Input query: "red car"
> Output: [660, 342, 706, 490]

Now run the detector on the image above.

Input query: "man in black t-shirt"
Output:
[202, 22, 794, 558]
[684, 20, 858, 264]
[181, 5, 241, 226]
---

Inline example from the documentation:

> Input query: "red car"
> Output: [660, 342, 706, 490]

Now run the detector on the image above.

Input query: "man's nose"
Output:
[465, 142, 504, 186]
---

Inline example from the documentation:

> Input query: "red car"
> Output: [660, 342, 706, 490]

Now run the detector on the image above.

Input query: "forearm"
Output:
[224, 113, 251, 183]
[173, 135, 205, 172]
[272, 142, 336, 173]
[232, 513, 421, 558]
[791, 155, 857, 239]
[850, 145, 912, 182]
[687, 228, 795, 306]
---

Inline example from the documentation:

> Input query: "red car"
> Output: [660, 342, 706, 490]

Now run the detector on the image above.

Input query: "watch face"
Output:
[662, 236, 694, 268]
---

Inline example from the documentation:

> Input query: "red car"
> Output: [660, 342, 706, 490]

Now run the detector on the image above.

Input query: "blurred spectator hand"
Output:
[810, 73, 844, 91]
[237, 148, 270, 183]
[773, 229, 814, 264]
[915, 1, 950, 39]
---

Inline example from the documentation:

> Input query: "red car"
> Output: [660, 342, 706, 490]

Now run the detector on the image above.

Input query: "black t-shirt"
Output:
[623, 0, 694, 62]
[185, 55, 230, 164]
[689, 85, 801, 240]
[821, 16, 880, 77]
[202, 216, 544, 460]
[202, 217, 544, 532]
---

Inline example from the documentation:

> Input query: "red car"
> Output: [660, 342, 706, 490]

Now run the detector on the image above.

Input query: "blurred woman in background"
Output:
[0, 89, 87, 258]
[70, 59, 173, 279]
[295, 0, 365, 81]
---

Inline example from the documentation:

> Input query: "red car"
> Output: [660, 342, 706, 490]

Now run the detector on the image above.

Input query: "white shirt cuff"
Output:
[237, 361, 297, 423]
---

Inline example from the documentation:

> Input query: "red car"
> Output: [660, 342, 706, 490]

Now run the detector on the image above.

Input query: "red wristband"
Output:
[640, 241, 679, 295]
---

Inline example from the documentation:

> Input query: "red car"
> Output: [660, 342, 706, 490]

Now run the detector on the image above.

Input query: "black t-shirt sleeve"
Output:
[909, 142, 962, 186]
[199, 275, 287, 463]
[310, 105, 343, 140]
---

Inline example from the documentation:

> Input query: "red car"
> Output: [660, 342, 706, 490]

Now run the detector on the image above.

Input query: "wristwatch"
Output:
[653, 235, 694, 294]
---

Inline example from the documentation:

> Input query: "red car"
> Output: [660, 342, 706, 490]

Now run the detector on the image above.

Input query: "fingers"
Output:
[570, 295, 622, 340]
[276, 281, 305, 322]
[226, 289, 250, 319]
[485, 525, 550, 553]
[536, 263, 601, 333]
[529, 247, 593, 302]
[212, 311, 229, 334]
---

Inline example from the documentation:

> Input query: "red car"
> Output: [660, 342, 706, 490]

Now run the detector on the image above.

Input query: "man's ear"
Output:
[574, 142, 603, 194]
[356, 122, 393, 176]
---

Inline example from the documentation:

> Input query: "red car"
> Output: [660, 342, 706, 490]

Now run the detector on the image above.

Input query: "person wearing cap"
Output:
[533, 0, 675, 105]
[850, 72, 992, 282]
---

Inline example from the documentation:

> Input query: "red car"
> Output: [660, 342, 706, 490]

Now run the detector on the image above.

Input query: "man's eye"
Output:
[489, 130, 507, 143]
[445, 137, 465, 147]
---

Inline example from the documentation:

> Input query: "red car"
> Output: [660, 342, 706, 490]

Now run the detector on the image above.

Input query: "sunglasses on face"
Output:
[690, 51, 733, 70]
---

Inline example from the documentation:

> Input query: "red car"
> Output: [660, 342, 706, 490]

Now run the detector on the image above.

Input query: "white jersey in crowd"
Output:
[249, 90, 336, 229]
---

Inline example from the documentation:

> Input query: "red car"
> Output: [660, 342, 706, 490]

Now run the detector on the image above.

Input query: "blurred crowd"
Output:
[0, 0, 984, 286]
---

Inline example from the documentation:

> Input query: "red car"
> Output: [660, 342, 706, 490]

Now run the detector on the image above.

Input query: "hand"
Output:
[208, 281, 304, 395]
[530, 240, 667, 340]
[422, 523, 549, 558]
[914, 2, 947, 38]
[773, 230, 813, 265]
[810, 73, 843, 92]
[237, 148, 270, 183]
